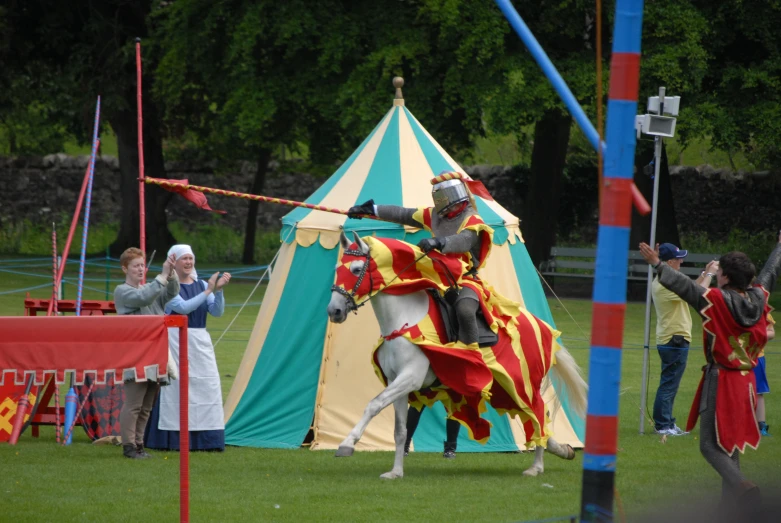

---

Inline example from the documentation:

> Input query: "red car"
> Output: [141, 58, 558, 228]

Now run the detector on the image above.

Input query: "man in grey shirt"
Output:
[114, 247, 179, 459]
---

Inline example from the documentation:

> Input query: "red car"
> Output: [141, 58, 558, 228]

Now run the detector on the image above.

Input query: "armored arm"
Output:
[376, 205, 420, 228]
[756, 242, 781, 292]
[439, 229, 478, 254]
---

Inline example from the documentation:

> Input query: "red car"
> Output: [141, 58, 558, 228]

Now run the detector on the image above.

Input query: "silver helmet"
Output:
[432, 178, 469, 216]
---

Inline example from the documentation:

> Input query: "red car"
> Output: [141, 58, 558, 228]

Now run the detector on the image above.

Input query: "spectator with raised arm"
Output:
[639, 231, 781, 511]
[650, 242, 719, 436]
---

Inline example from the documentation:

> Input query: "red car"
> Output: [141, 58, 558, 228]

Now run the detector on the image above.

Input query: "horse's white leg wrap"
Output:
[380, 397, 409, 479]
[523, 445, 545, 477]
[336, 369, 425, 457]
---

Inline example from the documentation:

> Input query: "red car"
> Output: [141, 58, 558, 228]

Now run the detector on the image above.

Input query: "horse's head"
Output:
[327, 231, 374, 323]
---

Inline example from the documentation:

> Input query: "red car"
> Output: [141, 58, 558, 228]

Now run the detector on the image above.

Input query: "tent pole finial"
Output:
[393, 77, 405, 106]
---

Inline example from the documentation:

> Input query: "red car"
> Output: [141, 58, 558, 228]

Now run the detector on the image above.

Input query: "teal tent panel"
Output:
[225, 242, 339, 448]
[343, 108, 403, 234]
[508, 240, 586, 441]
[472, 198, 507, 228]
[282, 111, 390, 228]
[509, 241, 554, 326]
[412, 402, 519, 453]
[490, 225, 509, 245]
[405, 107, 452, 176]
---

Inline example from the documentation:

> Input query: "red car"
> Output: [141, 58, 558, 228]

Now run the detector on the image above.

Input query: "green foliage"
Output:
[680, 229, 780, 269]
[0, 72, 74, 155]
[0, 219, 282, 265]
[690, 0, 781, 169]
[0, 219, 117, 256]
[167, 223, 282, 264]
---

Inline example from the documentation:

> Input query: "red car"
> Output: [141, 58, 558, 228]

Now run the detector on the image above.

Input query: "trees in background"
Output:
[1, 0, 780, 260]
[1, 0, 175, 256]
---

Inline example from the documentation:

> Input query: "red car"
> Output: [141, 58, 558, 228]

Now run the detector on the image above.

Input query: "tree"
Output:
[630, 0, 710, 247]
[154, 0, 361, 263]
[1, 0, 175, 255]
[692, 0, 781, 170]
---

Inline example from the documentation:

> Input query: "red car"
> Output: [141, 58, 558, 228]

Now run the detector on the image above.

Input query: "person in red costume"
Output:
[639, 232, 781, 511]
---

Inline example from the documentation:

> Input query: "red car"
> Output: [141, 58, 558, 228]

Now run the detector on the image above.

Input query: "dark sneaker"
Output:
[136, 445, 152, 458]
[122, 444, 144, 459]
[443, 441, 457, 459]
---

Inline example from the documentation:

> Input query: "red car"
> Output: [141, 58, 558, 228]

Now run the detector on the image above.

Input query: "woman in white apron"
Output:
[144, 244, 231, 451]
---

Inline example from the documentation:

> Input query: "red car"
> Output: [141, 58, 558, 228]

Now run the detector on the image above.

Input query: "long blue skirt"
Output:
[144, 393, 225, 451]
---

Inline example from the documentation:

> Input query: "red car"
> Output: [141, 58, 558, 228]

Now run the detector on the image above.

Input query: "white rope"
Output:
[213, 226, 297, 348]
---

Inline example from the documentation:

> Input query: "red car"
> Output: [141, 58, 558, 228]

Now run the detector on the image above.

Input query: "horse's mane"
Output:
[340, 236, 466, 297]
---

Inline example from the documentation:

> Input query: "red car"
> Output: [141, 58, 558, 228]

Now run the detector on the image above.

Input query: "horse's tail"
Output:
[545, 342, 588, 423]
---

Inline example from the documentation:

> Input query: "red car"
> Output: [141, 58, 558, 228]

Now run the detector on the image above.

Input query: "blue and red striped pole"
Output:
[580, 0, 644, 520]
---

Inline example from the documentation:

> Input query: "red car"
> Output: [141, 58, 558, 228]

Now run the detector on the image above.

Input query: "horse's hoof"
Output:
[380, 470, 403, 480]
[564, 444, 575, 460]
[522, 467, 542, 477]
[335, 446, 354, 457]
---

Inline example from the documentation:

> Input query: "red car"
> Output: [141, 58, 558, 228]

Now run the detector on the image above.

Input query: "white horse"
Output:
[327, 232, 587, 479]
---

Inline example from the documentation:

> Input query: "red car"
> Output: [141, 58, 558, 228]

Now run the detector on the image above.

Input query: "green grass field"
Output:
[0, 258, 779, 522]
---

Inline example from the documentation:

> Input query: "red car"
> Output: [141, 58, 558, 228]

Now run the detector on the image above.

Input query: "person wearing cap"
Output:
[347, 171, 494, 458]
[144, 244, 231, 452]
[640, 232, 781, 510]
[651, 243, 719, 436]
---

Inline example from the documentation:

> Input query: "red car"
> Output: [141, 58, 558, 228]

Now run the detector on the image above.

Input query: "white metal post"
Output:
[639, 86, 665, 434]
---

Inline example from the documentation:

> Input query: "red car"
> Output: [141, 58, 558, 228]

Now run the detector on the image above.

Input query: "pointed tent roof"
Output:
[224, 78, 584, 451]
[281, 79, 519, 249]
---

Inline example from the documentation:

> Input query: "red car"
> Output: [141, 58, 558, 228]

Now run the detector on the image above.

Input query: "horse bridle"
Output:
[330, 244, 459, 314]
[331, 247, 374, 313]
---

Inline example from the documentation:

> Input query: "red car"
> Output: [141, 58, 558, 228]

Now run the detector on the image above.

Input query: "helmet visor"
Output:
[432, 179, 469, 215]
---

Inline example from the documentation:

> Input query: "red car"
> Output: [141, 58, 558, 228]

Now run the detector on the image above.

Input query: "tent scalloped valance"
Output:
[280, 224, 524, 250]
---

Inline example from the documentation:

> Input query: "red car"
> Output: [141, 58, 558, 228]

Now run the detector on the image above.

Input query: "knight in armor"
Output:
[348, 171, 494, 460]
[348, 171, 492, 347]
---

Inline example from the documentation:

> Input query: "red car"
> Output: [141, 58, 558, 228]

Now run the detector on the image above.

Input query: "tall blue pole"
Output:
[75, 96, 101, 316]
[493, 0, 606, 156]
[580, 0, 644, 520]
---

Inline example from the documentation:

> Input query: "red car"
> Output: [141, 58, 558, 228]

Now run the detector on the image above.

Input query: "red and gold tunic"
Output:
[686, 287, 768, 454]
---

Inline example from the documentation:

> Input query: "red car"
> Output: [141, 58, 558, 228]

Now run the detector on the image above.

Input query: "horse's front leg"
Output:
[335, 370, 423, 460]
[523, 445, 545, 477]
[522, 437, 576, 477]
[378, 396, 409, 480]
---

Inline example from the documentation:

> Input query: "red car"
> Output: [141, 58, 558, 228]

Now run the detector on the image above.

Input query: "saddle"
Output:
[427, 288, 499, 347]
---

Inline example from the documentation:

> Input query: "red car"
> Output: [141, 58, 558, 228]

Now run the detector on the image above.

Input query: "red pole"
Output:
[178, 318, 189, 523]
[136, 37, 147, 283]
[7, 380, 33, 444]
[51, 223, 58, 315]
[47, 142, 99, 316]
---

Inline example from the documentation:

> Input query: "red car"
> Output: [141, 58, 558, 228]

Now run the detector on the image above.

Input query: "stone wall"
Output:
[1, 155, 779, 240]
[0, 155, 322, 232]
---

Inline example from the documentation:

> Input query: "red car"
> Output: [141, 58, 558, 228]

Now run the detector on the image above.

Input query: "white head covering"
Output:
[167, 244, 197, 280]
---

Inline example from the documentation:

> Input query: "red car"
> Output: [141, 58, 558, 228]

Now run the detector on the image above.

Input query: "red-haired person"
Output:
[114, 248, 179, 459]
[639, 232, 781, 510]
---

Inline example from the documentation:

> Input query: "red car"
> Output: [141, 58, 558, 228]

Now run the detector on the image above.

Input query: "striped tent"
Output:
[224, 87, 585, 452]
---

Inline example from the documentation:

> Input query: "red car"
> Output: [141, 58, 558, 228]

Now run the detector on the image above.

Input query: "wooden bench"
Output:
[539, 247, 720, 284]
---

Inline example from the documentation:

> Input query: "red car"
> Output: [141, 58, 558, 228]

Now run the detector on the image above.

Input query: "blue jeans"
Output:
[653, 338, 690, 430]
